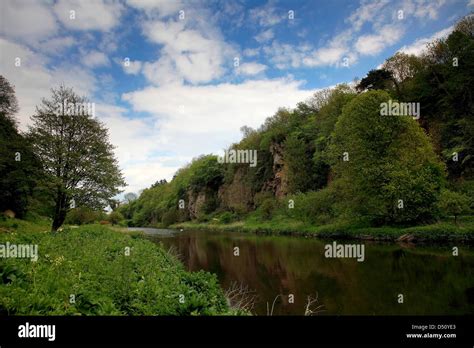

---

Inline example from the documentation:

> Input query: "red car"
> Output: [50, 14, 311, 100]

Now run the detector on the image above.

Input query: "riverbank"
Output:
[0, 218, 234, 315]
[173, 216, 474, 243]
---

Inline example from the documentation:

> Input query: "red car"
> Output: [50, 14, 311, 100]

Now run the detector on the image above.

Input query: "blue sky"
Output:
[0, 0, 472, 194]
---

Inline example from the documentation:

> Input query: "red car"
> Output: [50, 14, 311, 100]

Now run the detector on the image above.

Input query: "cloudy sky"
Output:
[0, 0, 472, 194]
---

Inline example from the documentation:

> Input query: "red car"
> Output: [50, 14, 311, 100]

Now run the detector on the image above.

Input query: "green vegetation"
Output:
[27, 86, 125, 231]
[0, 218, 233, 315]
[117, 16, 473, 238]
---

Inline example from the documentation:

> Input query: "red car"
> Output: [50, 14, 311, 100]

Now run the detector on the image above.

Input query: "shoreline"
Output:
[172, 219, 474, 244]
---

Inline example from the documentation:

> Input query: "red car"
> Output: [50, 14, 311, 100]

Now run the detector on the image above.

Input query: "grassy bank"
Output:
[173, 215, 474, 243]
[0, 218, 234, 315]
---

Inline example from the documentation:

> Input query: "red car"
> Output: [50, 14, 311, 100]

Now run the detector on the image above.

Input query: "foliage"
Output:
[329, 90, 445, 225]
[437, 189, 471, 224]
[0, 76, 42, 218]
[0, 222, 231, 315]
[27, 86, 125, 231]
[107, 211, 124, 225]
[65, 207, 105, 225]
[161, 209, 179, 227]
[356, 69, 396, 92]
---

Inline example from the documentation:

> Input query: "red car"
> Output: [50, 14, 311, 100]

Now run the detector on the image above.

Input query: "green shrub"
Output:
[107, 211, 124, 225]
[0, 224, 231, 315]
[256, 197, 278, 221]
[286, 188, 336, 224]
[162, 209, 179, 227]
[437, 189, 471, 224]
[65, 207, 105, 225]
[219, 211, 236, 224]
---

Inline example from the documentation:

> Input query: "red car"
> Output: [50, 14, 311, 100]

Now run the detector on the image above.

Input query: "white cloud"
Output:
[81, 50, 110, 68]
[243, 48, 260, 57]
[0, 38, 97, 129]
[399, 25, 454, 56]
[302, 46, 347, 67]
[126, 0, 184, 17]
[263, 42, 307, 69]
[141, 15, 236, 85]
[54, 0, 124, 31]
[0, 0, 58, 42]
[254, 29, 274, 43]
[122, 78, 316, 159]
[239, 62, 267, 75]
[122, 60, 143, 75]
[355, 25, 404, 56]
[347, 0, 390, 31]
[38, 36, 76, 55]
[406, 0, 447, 20]
[249, 2, 284, 27]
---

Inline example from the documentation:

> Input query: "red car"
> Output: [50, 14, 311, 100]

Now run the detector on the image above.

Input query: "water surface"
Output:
[136, 228, 474, 315]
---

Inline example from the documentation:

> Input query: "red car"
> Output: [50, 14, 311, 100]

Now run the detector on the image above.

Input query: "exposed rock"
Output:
[261, 142, 288, 197]
[187, 190, 207, 219]
[218, 168, 253, 213]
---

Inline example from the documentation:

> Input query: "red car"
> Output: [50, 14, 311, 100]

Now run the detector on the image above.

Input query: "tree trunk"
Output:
[51, 191, 68, 232]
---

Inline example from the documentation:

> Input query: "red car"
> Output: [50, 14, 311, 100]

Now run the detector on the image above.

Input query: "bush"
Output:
[219, 211, 236, 224]
[107, 211, 124, 225]
[437, 189, 471, 224]
[161, 209, 179, 227]
[65, 207, 105, 225]
[287, 188, 335, 224]
[256, 197, 278, 221]
[0, 224, 230, 315]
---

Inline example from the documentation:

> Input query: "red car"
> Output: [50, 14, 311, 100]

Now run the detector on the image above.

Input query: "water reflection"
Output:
[145, 229, 474, 315]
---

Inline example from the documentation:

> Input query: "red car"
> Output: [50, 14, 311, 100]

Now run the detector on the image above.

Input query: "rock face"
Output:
[218, 168, 254, 213]
[187, 190, 207, 219]
[261, 142, 288, 198]
[185, 141, 289, 216]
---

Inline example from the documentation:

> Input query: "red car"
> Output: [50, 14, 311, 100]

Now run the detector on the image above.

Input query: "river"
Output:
[129, 227, 474, 315]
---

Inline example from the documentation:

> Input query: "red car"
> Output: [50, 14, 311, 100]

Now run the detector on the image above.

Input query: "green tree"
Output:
[356, 69, 396, 93]
[329, 90, 445, 225]
[437, 189, 471, 225]
[404, 15, 474, 179]
[0, 76, 41, 218]
[28, 86, 125, 231]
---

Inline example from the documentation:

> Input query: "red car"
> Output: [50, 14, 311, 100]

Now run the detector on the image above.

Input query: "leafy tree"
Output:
[329, 90, 445, 225]
[284, 132, 315, 193]
[437, 189, 471, 225]
[0, 76, 41, 218]
[28, 86, 125, 231]
[382, 52, 424, 98]
[399, 15, 474, 180]
[356, 69, 396, 93]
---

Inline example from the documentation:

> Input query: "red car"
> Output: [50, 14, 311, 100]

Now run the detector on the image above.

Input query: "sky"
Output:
[0, 0, 473, 195]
